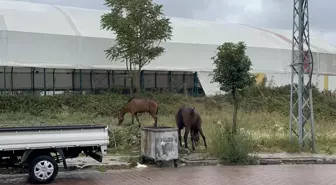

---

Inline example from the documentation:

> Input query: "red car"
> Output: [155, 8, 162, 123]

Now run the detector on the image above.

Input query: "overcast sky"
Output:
[16, 0, 336, 45]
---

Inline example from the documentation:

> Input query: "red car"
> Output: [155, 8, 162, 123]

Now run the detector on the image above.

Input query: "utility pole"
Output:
[289, 0, 316, 152]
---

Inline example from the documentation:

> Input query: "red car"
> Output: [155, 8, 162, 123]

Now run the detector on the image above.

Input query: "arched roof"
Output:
[0, 0, 336, 76]
[0, 0, 335, 53]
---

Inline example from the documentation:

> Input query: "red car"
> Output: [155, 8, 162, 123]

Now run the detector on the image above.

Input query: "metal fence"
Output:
[0, 67, 203, 96]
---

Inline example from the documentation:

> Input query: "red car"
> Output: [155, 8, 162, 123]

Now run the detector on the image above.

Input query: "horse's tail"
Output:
[176, 108, 184, 128]
[156, 106, 159, 115]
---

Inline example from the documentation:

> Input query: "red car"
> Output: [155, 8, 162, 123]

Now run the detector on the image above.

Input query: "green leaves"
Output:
[100, 0, 173, 69]
[211, 41, 256, 134]
[211, 41, 256, 93]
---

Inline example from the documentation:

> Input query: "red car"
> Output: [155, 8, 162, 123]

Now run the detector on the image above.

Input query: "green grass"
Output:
[0, 85, 336, 157]
[0, 105, 335, 155]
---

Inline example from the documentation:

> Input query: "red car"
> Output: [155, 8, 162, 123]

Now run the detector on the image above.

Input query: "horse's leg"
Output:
[178, 128, 182, 148]
[199, 128, 207, 148]
[154, 116, 158, 128]
[135, 113, 141, 128]
[184, 127, 190, 149]
[190, 130, 196, 152]
[149, 111, 158, 128]
[131, 113, 135, 125]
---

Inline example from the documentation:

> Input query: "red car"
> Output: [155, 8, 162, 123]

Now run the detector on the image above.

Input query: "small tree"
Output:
[211, 41, 255, 134]
[101, 0, 173, 94]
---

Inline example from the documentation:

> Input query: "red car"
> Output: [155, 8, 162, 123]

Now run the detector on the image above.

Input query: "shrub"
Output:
[0, 86, 336, 121]
[209, 121, 254, 164]
[109, 124, 140, 150]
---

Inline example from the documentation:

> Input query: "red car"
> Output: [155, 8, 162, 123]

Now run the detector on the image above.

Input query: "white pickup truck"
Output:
[0, 125, 109, 184]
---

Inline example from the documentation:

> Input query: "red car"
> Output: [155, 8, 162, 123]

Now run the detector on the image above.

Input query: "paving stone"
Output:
[2, 165, 336, 185]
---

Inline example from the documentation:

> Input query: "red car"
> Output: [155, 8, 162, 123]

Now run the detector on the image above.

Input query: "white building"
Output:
[0, 0, 336, 96]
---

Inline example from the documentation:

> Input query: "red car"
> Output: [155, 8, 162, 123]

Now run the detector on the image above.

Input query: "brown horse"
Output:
[118, 97, 159, 128]
[175, 106, 207, 151]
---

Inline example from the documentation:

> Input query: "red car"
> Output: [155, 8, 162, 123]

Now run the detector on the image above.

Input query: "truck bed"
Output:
[0, 125, 109, 151]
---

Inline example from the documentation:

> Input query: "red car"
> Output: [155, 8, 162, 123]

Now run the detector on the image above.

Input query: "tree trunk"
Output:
[129, 71, 134, 97]
[232, 89, 238, 134]
[133, 69, 141, 95]
[128, 61, 134, 97]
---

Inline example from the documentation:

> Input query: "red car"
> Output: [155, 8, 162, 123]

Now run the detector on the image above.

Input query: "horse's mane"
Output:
[127, 97, 135, 103]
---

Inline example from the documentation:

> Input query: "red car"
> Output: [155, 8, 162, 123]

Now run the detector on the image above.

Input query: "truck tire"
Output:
[28, 155, 58, 184]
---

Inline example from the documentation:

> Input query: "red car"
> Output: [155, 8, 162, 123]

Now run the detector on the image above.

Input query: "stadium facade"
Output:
[1, 0, 336, 96]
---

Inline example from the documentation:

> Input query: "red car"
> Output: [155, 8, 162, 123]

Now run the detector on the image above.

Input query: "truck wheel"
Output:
[28, 155, 58, 184]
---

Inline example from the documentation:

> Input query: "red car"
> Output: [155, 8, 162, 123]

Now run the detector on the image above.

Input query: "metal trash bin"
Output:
[140, 126, 179, 167]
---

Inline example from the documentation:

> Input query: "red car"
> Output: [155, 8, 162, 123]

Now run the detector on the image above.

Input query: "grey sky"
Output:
[15, 0, 336, 44]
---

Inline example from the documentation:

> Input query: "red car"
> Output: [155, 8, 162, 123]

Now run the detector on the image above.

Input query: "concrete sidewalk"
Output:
[61, 152, 336, 170]
[2, 152, 336, 175]
[4, 165, 336, 185]
[2, 152, 336, 174]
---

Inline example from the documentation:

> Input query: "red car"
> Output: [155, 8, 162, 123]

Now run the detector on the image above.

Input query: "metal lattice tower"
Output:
[289, 0, 316, 152]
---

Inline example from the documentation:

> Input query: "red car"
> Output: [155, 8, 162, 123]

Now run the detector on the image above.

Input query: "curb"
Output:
[179, 158, 220, 166]
[179, 155, 336, 166]
[257, 157, 336, 165]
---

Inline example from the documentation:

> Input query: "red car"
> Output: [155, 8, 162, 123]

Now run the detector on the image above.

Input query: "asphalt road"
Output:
[0, 165, 335, 185]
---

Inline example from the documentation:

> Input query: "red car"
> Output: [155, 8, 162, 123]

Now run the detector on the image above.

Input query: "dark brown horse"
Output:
[175, 106, 207, 151]
[118, 97, 159, 128]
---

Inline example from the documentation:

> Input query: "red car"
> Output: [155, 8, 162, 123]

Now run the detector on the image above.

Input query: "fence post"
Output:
[154, 71, 158, 90]
[31, 68, 35, 95]
[52, 69, 55, 95]
[168, 71, 172, 92]
[140, 70, 144, 92]
[193, 72, 198, 97]
[10, 67, 13, 94]
[90, 70, 94, 93]
[71, 69, 76, 93]
[111, 70, 115, 92]
[79, 69, 83, 95]
[3, 67, 6, 93]
[107, 70, 111, 91]
[43, 68, 46, 96]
